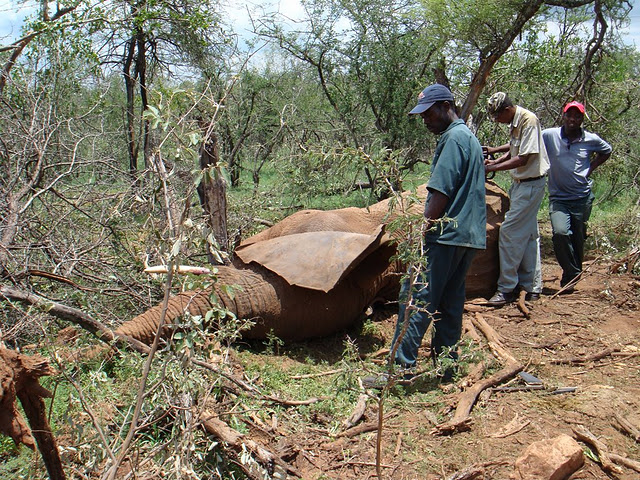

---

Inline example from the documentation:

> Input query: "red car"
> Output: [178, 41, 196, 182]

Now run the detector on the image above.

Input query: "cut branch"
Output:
[572, 424, 623, 475]
[433, 362, 523, 436]
[550, 346, 621, 365]
[613, 413, 640, 443]
[433, 313, 524, 435]
[0, 349, 66, 480]
[201, 412, 302, 479]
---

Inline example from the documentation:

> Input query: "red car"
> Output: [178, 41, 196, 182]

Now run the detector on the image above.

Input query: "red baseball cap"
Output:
[563, 101, 586, 114]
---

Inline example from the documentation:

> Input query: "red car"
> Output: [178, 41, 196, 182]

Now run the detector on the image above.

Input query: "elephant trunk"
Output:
[116, 242, 399, 344]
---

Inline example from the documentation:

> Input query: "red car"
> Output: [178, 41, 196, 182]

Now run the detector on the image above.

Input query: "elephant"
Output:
[115, 182, 508, 344]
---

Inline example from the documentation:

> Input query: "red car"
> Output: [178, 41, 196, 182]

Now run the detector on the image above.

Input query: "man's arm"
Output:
[483, 143, 510, 156]
[485, 153, 531, 173]
[587, 151, 611, 177]
[424, 190, 449, 229]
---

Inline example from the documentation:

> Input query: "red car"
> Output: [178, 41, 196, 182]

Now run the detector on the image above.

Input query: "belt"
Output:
[515, 175, 546, 183]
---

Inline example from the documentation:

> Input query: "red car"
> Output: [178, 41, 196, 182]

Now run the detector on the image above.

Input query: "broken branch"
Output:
[472, 313, 518, 365]
[551, 346, 621, 365]
[433, 362, 523, 436]
[572, 424, 623, 475]
[201, 412, 301, 479]
[613, 413, 640, 443]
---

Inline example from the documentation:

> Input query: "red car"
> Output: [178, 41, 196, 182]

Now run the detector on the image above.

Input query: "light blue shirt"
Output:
[543, 127, 612, 201]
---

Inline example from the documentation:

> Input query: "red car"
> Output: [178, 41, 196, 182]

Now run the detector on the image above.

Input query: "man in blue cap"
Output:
[367, 84, 486, 386]
[543, 101, 612, 292]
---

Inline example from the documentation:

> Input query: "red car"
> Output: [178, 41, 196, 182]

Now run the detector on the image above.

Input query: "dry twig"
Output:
[572, 424, 623, 475]
[551, 346, 621, 365]
[613, 413, 640, 443]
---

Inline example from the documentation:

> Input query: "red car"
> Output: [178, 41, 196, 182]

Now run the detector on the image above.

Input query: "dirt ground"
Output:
[3, 257, 639, 480]
[272, 258, 640, 480]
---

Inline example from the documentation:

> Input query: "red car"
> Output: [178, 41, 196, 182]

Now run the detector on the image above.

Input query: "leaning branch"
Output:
[0, 6, 77, 94]
[0, 285, 150, 354]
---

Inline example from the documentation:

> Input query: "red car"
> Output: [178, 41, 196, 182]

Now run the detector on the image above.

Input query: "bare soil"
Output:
[3, 258, 639, 480]
[270, 258, 640, 479]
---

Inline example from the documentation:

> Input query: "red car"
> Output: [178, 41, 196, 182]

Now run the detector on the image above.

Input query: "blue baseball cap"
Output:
[408, 84, 454, 115]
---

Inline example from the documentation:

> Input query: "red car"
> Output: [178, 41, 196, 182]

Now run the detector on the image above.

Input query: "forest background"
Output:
[1, 0, 640, 478]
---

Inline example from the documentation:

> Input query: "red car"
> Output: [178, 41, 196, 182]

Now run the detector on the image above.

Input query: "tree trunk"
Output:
[459, 0, 545, 121]
[0, 349, 66, 480]
[124, 34, 138, 175]
[136, 31, 151, 169]
[198, 127, 229, 262]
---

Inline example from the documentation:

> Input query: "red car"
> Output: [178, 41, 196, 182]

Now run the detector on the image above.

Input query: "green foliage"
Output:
[263, 330, 285, 355]
[1, 0, 639, 477]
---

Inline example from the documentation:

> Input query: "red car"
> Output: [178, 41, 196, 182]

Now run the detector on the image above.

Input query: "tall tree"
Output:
[255, 0, 632, 193]
[98, 0, 226, 175]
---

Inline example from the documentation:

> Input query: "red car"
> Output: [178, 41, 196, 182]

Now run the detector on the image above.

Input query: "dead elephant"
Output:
[116, 182, 508, 344]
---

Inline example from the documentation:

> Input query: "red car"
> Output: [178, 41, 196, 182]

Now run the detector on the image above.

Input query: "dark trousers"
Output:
[391, 243, 477, 368]
[549, 194, 594, 286]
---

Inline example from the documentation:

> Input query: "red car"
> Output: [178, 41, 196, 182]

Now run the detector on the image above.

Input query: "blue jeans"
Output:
[549, 194, 594, 286]
[391, 244, 477, 368]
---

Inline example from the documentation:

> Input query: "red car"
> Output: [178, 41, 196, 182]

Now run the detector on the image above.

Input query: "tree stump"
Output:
[0, 348, 66, 480]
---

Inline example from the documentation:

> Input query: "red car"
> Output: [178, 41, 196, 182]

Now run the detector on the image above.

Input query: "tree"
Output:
[255, 0, 437, 194]
[95, 0, 227, 175]
[253, 0, 632, 195]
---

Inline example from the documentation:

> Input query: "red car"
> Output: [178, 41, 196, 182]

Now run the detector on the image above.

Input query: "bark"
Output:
[460, 0, 545, 121]
[0, 349, 66, 480]
[198, 127, 229, 261]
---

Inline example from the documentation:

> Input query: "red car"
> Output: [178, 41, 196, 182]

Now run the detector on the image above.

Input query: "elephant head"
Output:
[116, 182, 507, 344]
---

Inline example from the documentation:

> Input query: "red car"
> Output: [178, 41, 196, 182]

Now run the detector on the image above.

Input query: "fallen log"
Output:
[201, 412, 302, 479]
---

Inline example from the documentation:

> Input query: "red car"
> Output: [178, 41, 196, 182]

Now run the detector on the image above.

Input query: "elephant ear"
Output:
[235, 225, 388, 292]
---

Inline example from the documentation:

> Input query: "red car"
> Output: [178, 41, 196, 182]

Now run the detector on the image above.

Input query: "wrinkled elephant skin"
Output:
[116, 182, 507, 343]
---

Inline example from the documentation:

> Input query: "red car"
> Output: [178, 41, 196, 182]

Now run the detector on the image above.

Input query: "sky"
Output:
[1, 0, 639, 50]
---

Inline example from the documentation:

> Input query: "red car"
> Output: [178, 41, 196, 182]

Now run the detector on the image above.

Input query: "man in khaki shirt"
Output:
[483, 92, 550, 306]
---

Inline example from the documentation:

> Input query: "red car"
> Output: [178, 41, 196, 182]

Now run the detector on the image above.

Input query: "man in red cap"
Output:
[542, 101, 612, 292]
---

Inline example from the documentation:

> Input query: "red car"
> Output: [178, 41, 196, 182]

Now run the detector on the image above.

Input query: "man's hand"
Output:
[482, 143, 510, 157]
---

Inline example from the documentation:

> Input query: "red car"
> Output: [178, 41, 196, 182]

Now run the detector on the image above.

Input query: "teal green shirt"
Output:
[425, 119, 486, 249]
